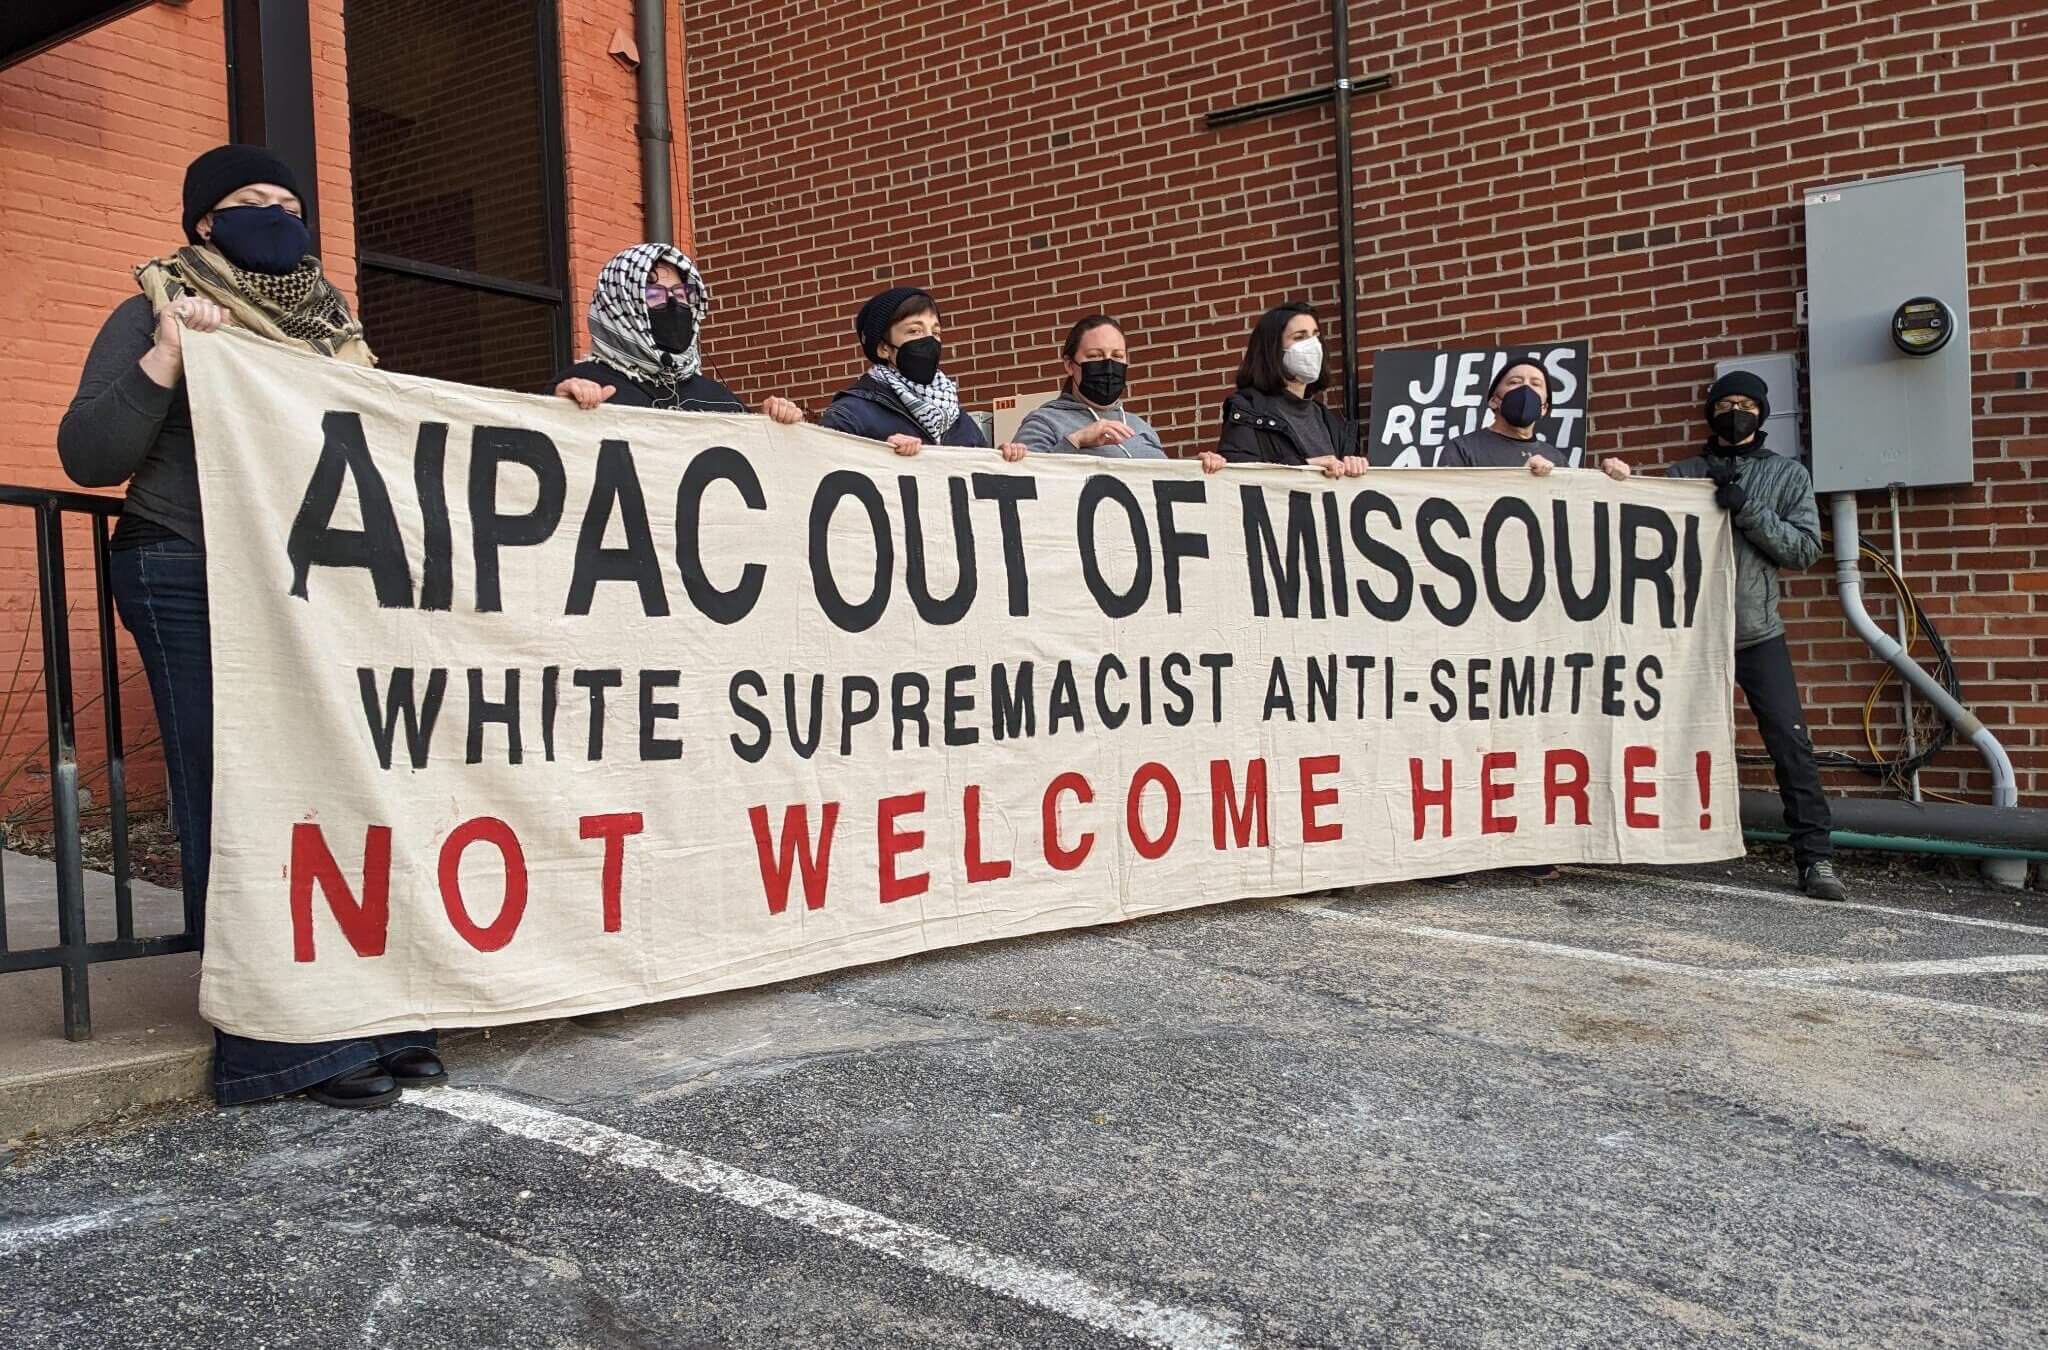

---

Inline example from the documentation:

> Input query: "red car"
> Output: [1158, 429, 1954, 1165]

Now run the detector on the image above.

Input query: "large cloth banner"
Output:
[185, 330, 1742, 1041]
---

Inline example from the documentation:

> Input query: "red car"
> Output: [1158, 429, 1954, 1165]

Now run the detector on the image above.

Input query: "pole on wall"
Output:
[1330, 0, 1358, 424]
[635, 0, 674, 245]
[225, 0, 320, 249]
[1203, 20, 1388, 428]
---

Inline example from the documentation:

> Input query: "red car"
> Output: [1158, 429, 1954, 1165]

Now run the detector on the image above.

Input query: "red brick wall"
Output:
[0, 0, 694, 816]
[682, 0, 2048, 807]
[0, 2, 238, 811]
[559, 0, 693, 355]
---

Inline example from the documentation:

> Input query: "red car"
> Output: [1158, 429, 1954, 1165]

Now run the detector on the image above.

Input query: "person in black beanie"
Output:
[819, 286, 1029, 459]
[58, 144, 447, 1108]
[1667, 370, 1844, 901]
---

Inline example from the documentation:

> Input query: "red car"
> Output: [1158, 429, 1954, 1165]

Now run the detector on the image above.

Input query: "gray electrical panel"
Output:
[1803, 165, 1973, 492]
[1712, 351, 1802, 464]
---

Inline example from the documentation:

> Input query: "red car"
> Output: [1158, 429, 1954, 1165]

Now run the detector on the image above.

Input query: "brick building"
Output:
[0, 0, 688, 809]
[683, 0, 2048, 807]
[0, 0, 2042, 821]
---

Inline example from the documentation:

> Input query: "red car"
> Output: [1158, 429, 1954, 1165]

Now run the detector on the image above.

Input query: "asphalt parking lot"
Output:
[4, 855, 2046, 1348]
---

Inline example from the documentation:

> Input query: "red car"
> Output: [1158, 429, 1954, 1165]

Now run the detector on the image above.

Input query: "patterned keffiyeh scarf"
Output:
[586, 243, 708, 389]
[870, 365, 961, 443]
[135, 246, 375, 365]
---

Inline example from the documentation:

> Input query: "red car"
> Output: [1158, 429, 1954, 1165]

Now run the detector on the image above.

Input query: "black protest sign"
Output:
[1368, 343, 1590, 468]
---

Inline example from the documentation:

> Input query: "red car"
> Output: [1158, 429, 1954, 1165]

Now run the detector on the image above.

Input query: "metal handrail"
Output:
[0, 485, 199, 1040]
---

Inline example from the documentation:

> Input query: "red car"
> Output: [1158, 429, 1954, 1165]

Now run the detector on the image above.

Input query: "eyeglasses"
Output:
[643, 284, 700, 308]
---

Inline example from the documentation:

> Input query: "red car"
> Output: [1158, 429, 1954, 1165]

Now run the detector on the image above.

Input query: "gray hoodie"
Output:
[1014, 393, 1168, 459]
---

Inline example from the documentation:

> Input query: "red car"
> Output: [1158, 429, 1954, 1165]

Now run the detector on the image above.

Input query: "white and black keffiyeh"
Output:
[870, 365, 961, 443]
[586, 242, 708, 388]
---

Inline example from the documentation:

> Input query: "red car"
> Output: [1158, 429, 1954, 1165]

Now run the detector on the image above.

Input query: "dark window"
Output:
[344, 0, 568, 389]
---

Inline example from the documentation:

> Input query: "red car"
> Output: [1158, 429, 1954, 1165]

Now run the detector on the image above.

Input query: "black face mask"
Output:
[892, 335, 942, 386]
[648, 303, 697, 355]
[1075, 359, 1127, 406]
[207, 204, 309, 276]
[1710, 408, 1760, 445]
[1499, 386, 1543, 429]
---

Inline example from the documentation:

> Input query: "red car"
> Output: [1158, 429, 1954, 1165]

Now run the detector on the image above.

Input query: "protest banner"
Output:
[183, 329, 1740, 1041]
[1369, 343, 1590, 467]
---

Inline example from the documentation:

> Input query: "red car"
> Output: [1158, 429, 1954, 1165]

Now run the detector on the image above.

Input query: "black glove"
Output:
[1705, 457, 1738, 485]
[1715, 478, 1748, 511]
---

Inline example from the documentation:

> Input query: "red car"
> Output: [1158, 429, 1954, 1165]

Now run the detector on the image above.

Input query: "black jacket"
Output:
[1216, 388, 1358, 466]
[818, 373, 987, 447]
[553, 359, 746, 413]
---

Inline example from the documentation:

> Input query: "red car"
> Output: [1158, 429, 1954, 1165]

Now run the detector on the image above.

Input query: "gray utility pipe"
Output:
[1740, 791, 2048, 857]
[1828, 493, 2030, 887]
[635, 0, 675, 244]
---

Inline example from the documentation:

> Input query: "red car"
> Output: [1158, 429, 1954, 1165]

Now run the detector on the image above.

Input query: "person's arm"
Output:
[948, 413, 989, 448]
[1012, 409, 1065, 454]
[57, 298, 179, 488]
[551, 361, 617, 410]
[1128, 418, 1169, 458]
[1217, 399, 1266, 463]
[816, 399, 858, 435]
[1735, 465, 1823, 570]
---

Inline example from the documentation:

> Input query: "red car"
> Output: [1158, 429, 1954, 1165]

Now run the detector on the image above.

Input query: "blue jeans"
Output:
[109, 539, 434, 1104]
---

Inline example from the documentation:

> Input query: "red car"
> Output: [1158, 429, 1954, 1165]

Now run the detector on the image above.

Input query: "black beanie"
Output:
[856, 286, 936, 362]
[1704, 370, 1771, 424]
[1486, 357, 1550, 412]
[182, 144, 301, 244]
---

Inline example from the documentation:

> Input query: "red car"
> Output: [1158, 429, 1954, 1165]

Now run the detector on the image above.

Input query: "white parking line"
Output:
[1575, 867, 2048, 937]
[411, 1089, 1242, 1350]
[0, 1208, 124, 1258]
[1290, 904, 2048, 1031]
[1747, 954, 2048, 983]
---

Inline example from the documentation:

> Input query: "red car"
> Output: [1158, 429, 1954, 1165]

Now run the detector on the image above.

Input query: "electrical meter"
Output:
[1891, 297, 1954, 356]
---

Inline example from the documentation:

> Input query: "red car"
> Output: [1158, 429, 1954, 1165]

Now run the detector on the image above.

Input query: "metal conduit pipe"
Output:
[635, 0, 675, 244]
[1828, 493, 2030, 887]
[1740, 790, 2048, 854]
[1745, 829, 2048, 863]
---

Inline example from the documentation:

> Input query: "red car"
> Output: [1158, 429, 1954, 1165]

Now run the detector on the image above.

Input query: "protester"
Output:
[1202, 303, 1367, 478]
[553, 243, 802, 424]
[820, 285, 1028, 460]
[1436, 358, 1631, 481]
[1014, 315, 1167, 459]
[57, 144, 444, 1110]
[1669, 371, 1843, 901]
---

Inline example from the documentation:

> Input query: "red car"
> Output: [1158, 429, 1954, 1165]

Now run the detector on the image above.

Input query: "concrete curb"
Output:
[0, 1042, 210, 1142]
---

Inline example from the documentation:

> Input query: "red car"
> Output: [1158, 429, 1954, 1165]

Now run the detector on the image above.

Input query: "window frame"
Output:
[343, 0, 573, 383]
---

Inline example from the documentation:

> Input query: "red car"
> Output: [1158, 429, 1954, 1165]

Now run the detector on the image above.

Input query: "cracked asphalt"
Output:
[3, 853, 2045, 1348]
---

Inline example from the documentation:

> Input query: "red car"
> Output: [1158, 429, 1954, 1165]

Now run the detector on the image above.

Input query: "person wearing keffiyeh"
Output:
[552, 242, 802, 423]
[819, 285, 1030, 460]
[58, 144, 445, 1113]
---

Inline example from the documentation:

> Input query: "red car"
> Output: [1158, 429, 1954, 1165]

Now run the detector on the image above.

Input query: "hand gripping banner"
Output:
[184, 330, 1742, 1040]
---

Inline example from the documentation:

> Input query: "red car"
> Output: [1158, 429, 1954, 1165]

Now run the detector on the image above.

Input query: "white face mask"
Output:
[1281, 335, 1324, 385]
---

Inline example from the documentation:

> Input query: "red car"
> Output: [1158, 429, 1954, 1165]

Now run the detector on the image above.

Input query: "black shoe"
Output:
[381, 1048, 447, 1089]
[305, 1062, 401, 1110]
[1800, 860, 1847, 902]
[1507, 864, 1561, 882]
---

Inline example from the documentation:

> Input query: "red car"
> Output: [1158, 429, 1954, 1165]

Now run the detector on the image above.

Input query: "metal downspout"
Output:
[635, 0, 675, 244]
[1828, 493, 2028, 887]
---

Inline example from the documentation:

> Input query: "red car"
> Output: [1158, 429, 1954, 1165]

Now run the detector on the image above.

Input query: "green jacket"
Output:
[1667, 433, 1822, 650]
